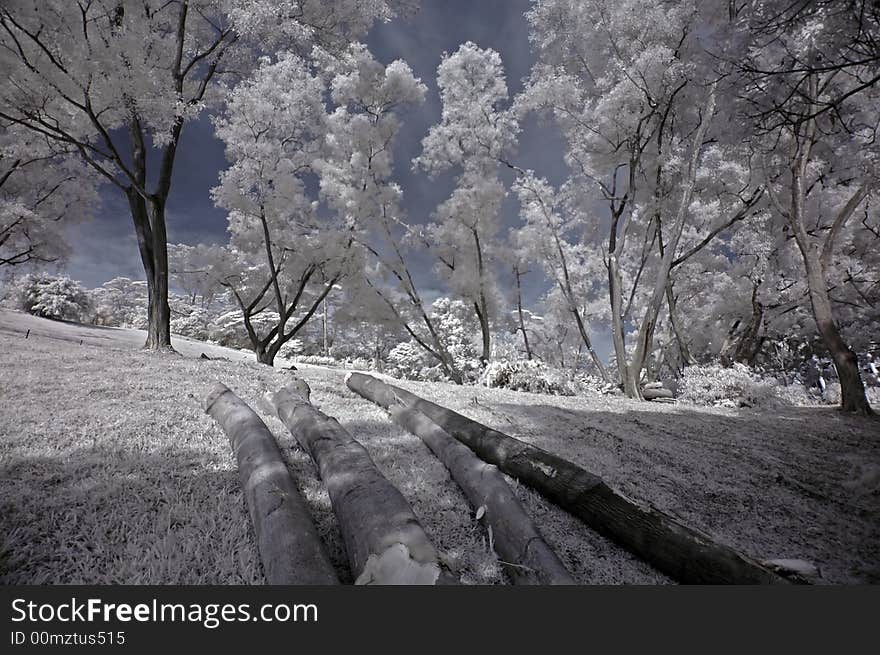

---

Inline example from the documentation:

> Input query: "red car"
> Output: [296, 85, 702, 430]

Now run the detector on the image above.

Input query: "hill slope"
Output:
[1, 310, 877, 584]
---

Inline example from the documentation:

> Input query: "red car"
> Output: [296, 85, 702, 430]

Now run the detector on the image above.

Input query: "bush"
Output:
[170, 307, 211, 340]
[679, 363, 784, 408]
[277, 338, 305, 361]
[293, 354, 337, 367]
[482, 359, 574, 396]
[15, 273, 92, 322]
[386, 341, 428, 380]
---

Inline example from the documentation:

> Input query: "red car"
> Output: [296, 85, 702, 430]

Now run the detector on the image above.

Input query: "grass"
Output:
[1, 309, 878, 584]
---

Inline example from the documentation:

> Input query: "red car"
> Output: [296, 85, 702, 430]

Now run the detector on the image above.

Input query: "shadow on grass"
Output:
[0, 443, 345, 585]
[457, 399, 880, 584]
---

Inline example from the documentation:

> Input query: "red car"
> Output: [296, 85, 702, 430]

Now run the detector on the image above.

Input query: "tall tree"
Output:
[520, 0, 764, 397]
[319, 46, 475, 384]
[736, 0, 879, 414]
[0, 0, 406, 349]
[205, 45, 425, 366]
[415, 43, 517, 367]
[511, 174, 609, 379]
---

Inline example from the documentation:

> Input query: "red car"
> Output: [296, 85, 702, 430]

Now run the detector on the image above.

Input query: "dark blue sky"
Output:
[64, 0, 569, 306]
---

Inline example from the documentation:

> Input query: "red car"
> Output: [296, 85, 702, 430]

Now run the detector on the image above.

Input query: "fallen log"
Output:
[346, 373, 794, 585]
[387, 403, 574, 585]
[265, 380, 458, 585]
[643, 387, 674, 400]
[204, 383, 338, 585]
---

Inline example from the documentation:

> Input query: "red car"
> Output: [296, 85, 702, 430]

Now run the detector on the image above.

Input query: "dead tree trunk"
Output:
[265, 380, 458, 585]
[387, 403, 574, 585]
[204, 383, 339, 585]
[346, 373, 794, 585]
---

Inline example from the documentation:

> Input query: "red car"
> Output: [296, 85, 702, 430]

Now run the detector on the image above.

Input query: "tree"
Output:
[203, 45, 424, 366]
[512, 175, 610, 379]
[519, 0, 765, 397]
[0, 125, 96, 267]
[90, 276, 148, 327]
[415, 42, 517, 367]
[15, 272, 91, 321]
[208, 52, 338, 365]
[0, 0, 406, 349]
[735, 0, 879, 414]
[315, 45, 476, 384]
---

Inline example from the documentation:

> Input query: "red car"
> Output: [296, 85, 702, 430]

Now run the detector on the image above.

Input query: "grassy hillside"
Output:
[1, 310, 877, 584]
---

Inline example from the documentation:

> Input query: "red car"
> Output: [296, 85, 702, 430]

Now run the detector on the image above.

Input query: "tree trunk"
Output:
[323, 298, 330, 357]
[256, 347, 276, 367]
[513, 264, 533, 360]
[627, 83, 717, 391]
[265, 380, 458, 584]
[473, 301, 491, 368]
[386, 402, 574, 585]
[733, 308, 764, 365]
[719, 319, 742, 367]
[666, 282, 697, 366]
[126, 190, 173, 350]
[571, 303, 609, 382]
[802, 252, 873, 414]
[346, 373, 795, 585]
[787, 118, 874, 416]
[472, 228, 491, 367]
[608, 253, 640, 397]
[204, 383, 339, 585]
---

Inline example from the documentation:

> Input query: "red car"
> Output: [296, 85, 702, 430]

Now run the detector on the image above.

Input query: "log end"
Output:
[354, 543, 447, 586]
[287, 378, 311, 402]
[204, 382, 231, 414]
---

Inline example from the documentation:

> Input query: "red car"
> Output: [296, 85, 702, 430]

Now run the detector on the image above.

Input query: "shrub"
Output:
[293, 354, 337, 366]
[679, 363, 783, 408]
[15, 273, 92, 322]
[482, 359, 574, 396]
[386, 341, 427, 380]
[170, 307, 211, 340]
[277, 338, 305, 361]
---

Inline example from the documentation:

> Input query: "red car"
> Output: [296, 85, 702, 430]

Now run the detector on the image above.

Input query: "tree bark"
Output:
[786, 107, 874, 416]
[666, 282, 697, 366]
[513, 264, 533, 360]
[204, 383, 339, 585]
[386, 402, 574, 585]
[733, 286, 765, 365]
[472, 227, 491, 367]
[608, 252, 640, 396]
[126, 189, 173, 350]
[265, 380, 458, 584]
[627, 83, 717, 392]
[800, 248, 873, 414]
[346, 373, 796, 585]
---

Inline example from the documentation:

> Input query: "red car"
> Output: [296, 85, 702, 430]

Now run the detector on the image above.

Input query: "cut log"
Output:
[346, 373, 794, 585]
[204, 383, 338, 585]
[387, 403, 575, 584]
[265, 380, 458, 585]
[643, 387, 674, 400]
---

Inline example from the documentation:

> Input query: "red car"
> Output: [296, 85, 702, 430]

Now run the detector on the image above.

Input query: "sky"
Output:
[61, 0, 605, 349]
[65, 0, 569, 286]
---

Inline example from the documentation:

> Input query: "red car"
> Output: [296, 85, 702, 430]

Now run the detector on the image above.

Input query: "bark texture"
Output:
[266, 380, 458, 585]
[204, 383, 338, 585]
[346, 373, 797, 585]
[388, 403, 575, 585]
